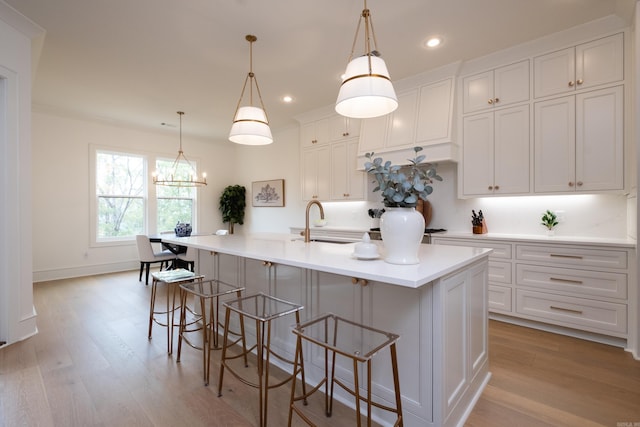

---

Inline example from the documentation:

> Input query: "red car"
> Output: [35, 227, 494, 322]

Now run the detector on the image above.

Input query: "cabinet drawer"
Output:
[489, 261, 512, 284]
[516, 245, 627, 269]
[516, 264, 627, 299]
[432, 238, 512, 260]
[515, 289, 627, 335]
[488, 284, 512, 313]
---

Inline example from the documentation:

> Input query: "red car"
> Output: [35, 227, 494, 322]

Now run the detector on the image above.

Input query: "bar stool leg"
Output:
[217, 306, 232, 397]
[390, 343, 403, 427]
[176, 288, 188, 362]
[148, 278, 158, 339]
[353, 358, 362, 427]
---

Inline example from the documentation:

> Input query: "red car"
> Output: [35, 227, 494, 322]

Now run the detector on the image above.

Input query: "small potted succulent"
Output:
[541, 210, 559, 235]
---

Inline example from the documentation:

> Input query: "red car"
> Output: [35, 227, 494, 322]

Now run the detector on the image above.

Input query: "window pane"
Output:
[97, 152, 144, 196]
[98, 196, 144, 238]
[96, 151, 145, 240]
[157, 198, 193, 232]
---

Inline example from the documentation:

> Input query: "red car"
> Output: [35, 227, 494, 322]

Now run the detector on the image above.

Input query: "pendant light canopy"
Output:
[335, 0, 398, 119]
[229, 35, 273, 145]
[153, 111, 207, 187]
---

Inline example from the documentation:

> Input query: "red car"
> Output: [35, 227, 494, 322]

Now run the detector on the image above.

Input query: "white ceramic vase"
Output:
[380, 207, 425, 265]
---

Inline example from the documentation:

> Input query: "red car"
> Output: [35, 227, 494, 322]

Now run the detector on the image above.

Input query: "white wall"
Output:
[31, 110, 238, 281]
[0, 2, 42, 346]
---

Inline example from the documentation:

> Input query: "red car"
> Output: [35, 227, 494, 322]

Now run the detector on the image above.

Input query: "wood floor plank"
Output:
[1, 271, 639, 427]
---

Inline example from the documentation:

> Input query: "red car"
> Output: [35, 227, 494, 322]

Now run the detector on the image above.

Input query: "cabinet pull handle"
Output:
[576, 181, 583, 187]
[494, 185, 500, 190]
[568, 182, 574, 187]
[494, 97, 500, 103]
[550, 305, 583, 315]
[210, 251, 218, 256]
[488, 185, 493, 190]
[550, 254, 583, 260]
[351, 277, 369, 286]
[550, 277, 584, 285]
[343, 132, 349, 137]
[576, 79, 583, 85]
[487, 99, 494, 105]
[568, 81, 575, 87]
[262, 261, 273, 267]
[312, 139, 317, 144]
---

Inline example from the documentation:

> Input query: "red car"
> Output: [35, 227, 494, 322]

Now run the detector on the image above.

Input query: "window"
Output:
[90, 146, 199, 246]
[155, 158, 195, 232]
[95, 150, 145, 241]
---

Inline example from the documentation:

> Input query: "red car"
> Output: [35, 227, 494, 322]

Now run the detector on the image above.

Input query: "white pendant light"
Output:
[336, 1, 398, 119]
[229, 35, 273, 145]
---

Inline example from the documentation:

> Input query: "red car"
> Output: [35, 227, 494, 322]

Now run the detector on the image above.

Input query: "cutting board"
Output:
[417, 200, 432, 227]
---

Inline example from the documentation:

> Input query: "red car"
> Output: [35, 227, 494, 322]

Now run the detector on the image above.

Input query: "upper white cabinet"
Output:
[533, 33, 623, 99]
[462, 60, 530, 114]
[301, 145, 330, 201]
[359, 77, 455, 155]
[462, 105, 530, 196]
[534, 85, 623, 193]
[300, 118, 329, 148]
[330, 139, 365, 200]
[329, 116, 361, 142]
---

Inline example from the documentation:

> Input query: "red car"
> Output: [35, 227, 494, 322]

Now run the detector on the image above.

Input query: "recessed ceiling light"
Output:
[425, 37, 442, 48]
[282, 95, 293, 103]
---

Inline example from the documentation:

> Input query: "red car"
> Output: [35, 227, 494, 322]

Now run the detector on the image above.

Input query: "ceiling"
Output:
[5, 0, 636, 141]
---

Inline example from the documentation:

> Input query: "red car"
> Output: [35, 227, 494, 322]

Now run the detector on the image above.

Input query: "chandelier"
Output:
[229, 34, 273, 145]
[335, 0, 398, 119]
[153, 111, 207, 187]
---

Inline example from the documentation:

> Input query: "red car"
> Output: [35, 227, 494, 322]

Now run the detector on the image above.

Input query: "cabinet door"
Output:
[416, 78, 453, 145]
[534, 47, 575, 98]
[493, 105, 530, 194]
[494, 59, 530, 107]
[300, 118, 329, 148]
[358, 115, 387, 154]
[462, 112, 494, 196]
[329, 115, 361, 141]
[301, 146, 330, 200]
[387, 90, 418, 148]
[534, 96, 575, 193]
[331, 140, 365, 200]
[576, 86, 623, 191]
[576, 33, 624, 91]
[463, 70, 494, 114]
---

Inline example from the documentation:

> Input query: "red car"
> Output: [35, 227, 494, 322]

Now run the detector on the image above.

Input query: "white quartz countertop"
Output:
[433, 231, 636, 248]
[163, 233, 492, 289]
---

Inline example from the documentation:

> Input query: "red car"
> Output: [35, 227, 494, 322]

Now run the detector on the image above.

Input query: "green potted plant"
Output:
[364, 147, 442, 264]
[219, 185, 246, 234]
[541, 210, 559, 235]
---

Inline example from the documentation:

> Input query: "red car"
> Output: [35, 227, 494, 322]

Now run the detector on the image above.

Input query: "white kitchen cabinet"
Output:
[359, 78, 455, 156]
[462, 60, 530, 114]
[301, 145, 330, 201]
[330, 139, 365, 200]
[534, 85, 623, 193]
[300, 117, 329, 148]
[462, 104, 530, 196]
[329, 115, 360, 142]
[534, 33, 623, 99]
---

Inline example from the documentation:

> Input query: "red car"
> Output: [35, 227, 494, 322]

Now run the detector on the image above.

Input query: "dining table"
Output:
[148, 234, 188, 255]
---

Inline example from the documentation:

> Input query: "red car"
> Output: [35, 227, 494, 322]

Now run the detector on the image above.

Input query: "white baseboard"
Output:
[33, 261, 139, 282]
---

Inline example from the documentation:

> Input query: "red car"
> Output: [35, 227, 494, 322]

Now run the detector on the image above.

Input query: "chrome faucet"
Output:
[304, 199, 325, 242]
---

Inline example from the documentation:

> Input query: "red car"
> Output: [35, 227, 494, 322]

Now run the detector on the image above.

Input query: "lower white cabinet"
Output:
[432, 236, 634, 343]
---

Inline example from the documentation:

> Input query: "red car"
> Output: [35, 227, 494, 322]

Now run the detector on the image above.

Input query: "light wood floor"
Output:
[1, 271, 639, 427]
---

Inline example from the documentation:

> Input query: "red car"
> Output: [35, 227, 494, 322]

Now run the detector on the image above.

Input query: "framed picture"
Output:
[252, 179, 285, 207]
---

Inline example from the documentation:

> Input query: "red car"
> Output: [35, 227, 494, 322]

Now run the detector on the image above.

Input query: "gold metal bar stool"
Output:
[218, 292, 306, 427]
[288, 313, 403, 427]
[148, 268, 204, 354]
[176, 279, 246, 386]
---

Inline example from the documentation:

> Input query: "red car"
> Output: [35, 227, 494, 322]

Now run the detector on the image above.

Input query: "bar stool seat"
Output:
[288, 313, 403, 427]
[176, 279, 245, 386]
[148, 268, 204, 354]
[218, 292, 306, 427]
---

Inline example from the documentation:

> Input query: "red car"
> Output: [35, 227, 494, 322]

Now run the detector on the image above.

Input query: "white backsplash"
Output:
[324, 162, 631, 239]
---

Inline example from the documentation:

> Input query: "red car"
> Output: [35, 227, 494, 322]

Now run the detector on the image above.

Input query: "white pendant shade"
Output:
[229, 106, 273, 145]
[335, 55, 398, 119]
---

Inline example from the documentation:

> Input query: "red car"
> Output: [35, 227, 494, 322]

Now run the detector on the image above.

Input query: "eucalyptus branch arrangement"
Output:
[364, 147, 442, 208]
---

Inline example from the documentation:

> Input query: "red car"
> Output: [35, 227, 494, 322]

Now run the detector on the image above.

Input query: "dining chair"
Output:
[136, 235, 177, 285]
[177, 245, 197, 272]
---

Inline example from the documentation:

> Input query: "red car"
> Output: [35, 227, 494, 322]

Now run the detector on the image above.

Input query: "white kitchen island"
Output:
[163, 233, 492, 427]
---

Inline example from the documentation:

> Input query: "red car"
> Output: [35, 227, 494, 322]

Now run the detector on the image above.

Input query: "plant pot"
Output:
[380, 207, 425, 265]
